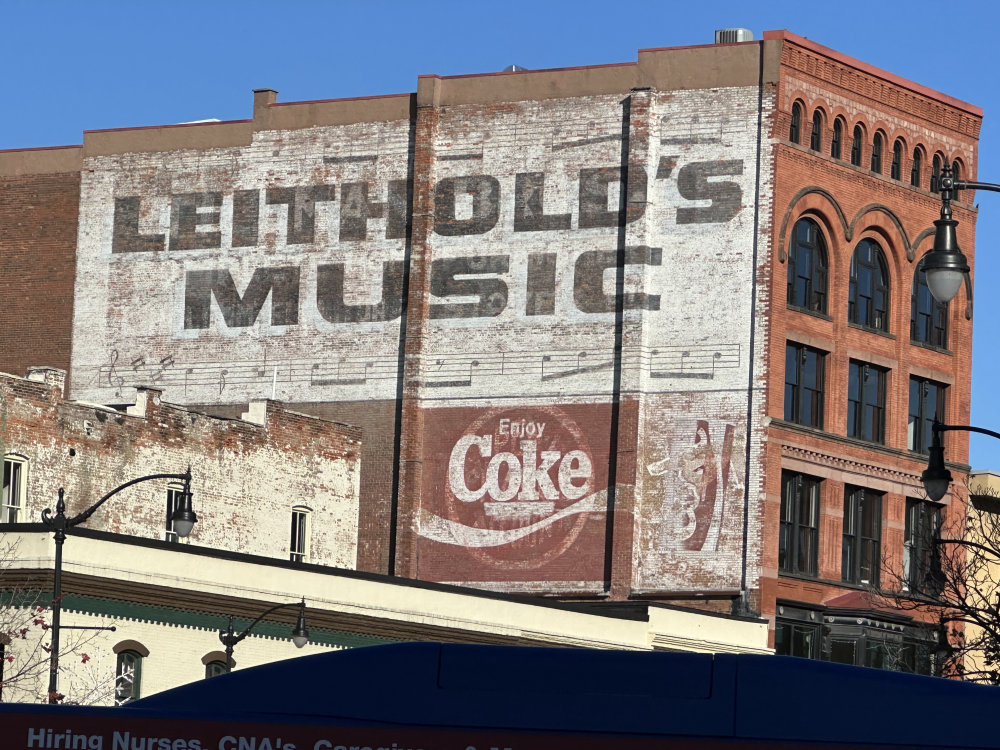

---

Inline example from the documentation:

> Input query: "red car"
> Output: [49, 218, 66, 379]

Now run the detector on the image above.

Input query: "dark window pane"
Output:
[851, 126, 863, 166]
[911, 149, 922, 187]
[790, 103, 802, 143]
[831, 120, 843, 159]
[810, 111, 822, 151]
[787, 218, 828, 313]
[849, 239, 890, 332]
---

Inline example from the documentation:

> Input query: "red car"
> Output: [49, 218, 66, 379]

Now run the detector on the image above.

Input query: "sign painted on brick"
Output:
[416, 403, 613, 589]
[70, 85, 768, 591]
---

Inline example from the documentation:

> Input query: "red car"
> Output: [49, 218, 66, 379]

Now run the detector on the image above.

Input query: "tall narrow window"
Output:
[871, 133, 883, 173]
[290, 506, 312, 563]
[787, 218, 828, 313]
[165, 483, 185, 542]
[790, 102, 802, 143]
[810, 110, 822, 151]
[848, 361, 887, 444]
[831, 119, 843, 159]
[910, 148, 922, 187]
[780, 471, 821, 577]
[842, 486, 882, 586]
[1, 457, 26, 523]
[785, 342, 825, 428]
[904, 499, 941, 592]
[851, 125, 864, 166]
[931, 154, 942, 192]
[911, 263, 948, 348]
[115, 650, 143, 705]
[849, 239, 890, 331]
[909, 377, 946, 454]
[891, 139, 903, 180]
[952, 160, 961, 182]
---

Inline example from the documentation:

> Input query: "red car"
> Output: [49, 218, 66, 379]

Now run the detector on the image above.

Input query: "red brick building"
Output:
[0, 30, 980, 670]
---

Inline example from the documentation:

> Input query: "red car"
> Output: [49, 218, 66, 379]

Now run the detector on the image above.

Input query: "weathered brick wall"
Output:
[0, 162, 80, 384]
[0, 369, 361, 567]
[56, 43, 776, 597]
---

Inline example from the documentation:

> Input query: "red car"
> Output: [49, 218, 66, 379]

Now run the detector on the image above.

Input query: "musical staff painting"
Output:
[97, 341, 741, 401]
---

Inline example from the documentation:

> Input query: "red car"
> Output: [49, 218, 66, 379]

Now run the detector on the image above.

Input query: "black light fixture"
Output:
[922, 166, 1000, 304]
[921, 421, 1000, 501]
[41, 468, 196, 703]
[219, 598, 310, 672]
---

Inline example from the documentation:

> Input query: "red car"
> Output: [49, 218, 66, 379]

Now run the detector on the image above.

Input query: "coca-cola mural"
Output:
[417, 404, 615, 589]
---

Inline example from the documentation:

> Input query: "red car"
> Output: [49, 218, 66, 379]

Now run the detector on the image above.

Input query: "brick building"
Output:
[0, 29, 981, 673]
[0, 367, 767, 702]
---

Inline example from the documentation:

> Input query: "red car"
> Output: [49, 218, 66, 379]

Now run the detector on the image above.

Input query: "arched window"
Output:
[849, 239, 890, 332]
[910, 148, 922, 188]
[871, 133, 883, 174]
[810, 110, 822, 151]
[831, 119, 843, 159]
[931, 154, 942, 192]
[787, 218, 828, 313]
[891, 139, 903, 180]
[952, 160, 961, 182]
[911, 262, 948, 348]
[790, 102, 802, 143]
[851, 125, 864, 166]
[205, 660, 228, 678]
[115, 650, 143, 705]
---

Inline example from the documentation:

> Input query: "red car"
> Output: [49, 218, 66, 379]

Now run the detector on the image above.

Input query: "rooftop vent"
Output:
[502, 65, 528, 72]
[715, 28, 753, 44]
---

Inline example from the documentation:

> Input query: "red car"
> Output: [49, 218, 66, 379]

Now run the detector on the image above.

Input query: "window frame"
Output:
[891, 139, 903, 180]
[909, 376, 947, 454]
[871, 133, 883, 173]
[787, 218, 829, 313]
[831, 119, 843, 159]
[1, 455, 27, 524]
[290, 505, 312, 563]
[165, 482, 186, 543]
[810, 110, 822, 151]
[784, 342, 825, 428]
[904, 498, 942, 593]
[779, 471, 821, 577]
[205, 660, 228, 679]
[849, 238, 890, 332]
[790, 102, 802, 144]
[115, 650, 142, 705]
[842, 486, 882, 586]
[910, 148, 922, 188]
[847, 360, 887, 444]
[931, 154, 942, 193]
[910, 262, 948, 349]
[851, 125, 864, 166]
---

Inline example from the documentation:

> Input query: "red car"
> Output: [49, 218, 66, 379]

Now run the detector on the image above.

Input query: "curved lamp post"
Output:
[218, 599, 309, 672]
[921, 421, 1000, 501]
[40, 468, 196, 703]
[922, 166, 1000, 304]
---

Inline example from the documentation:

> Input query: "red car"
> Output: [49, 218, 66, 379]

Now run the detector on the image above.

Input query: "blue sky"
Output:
[4, 0, 1000, 468]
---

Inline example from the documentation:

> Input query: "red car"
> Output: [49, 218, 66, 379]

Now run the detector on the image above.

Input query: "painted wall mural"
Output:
[70, 84, 770, 592]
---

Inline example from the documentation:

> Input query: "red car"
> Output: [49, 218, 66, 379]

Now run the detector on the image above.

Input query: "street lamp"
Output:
[922, 421, 1000, 501]
[40, 468, 196, 703]
[218, 599, 309, 671]
[921, 166, 1000, 304]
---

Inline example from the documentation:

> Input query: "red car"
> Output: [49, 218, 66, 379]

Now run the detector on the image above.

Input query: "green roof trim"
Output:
[14, 591, 392, 649]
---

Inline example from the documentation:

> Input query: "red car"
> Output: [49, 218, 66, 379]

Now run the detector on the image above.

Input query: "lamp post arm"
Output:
[952, 179, 1000, 195]
[222, 600, 303, 647]
[933, 422, 1000, 443]
[65, 469, 191, 529]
